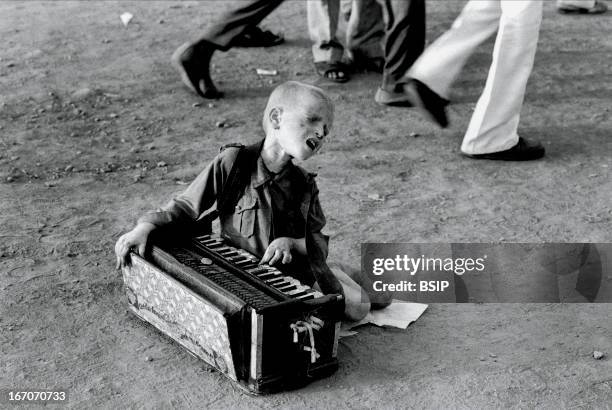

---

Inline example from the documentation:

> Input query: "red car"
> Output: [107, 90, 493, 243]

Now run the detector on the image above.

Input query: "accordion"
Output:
[121, 234, 343, 394]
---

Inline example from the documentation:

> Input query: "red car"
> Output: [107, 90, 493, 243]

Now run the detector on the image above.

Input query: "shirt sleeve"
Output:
[305, 183, 345, 298]
[307, 186, 328, 240]
[137, 148, 238, 228]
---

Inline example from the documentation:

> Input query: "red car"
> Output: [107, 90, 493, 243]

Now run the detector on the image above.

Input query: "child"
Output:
[115, 81, 375, 321]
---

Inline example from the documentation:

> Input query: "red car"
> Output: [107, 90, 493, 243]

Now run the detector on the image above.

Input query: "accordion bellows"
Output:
[121, 235, 343, 394]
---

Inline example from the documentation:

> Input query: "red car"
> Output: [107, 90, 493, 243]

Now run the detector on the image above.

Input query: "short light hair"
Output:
[262, 81, 334, 132]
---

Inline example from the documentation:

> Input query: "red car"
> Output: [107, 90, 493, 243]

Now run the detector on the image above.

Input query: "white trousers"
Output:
[409, 0, 543, 155]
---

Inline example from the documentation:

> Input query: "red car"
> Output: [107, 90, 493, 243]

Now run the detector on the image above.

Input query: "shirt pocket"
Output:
[234, 195, 258, 238]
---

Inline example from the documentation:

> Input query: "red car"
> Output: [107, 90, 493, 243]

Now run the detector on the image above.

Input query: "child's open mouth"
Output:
[306, 137, 319, 151]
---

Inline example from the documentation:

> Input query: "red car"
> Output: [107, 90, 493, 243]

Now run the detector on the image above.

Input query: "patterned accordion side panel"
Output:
[122, 255, 237, 381]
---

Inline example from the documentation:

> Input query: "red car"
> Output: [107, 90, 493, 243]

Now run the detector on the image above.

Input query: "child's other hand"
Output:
[114, 222, 155, 270]
[260, 237, 294, 266]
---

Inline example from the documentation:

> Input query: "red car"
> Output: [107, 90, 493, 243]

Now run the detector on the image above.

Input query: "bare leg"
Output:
[331, 262, 393, 309]
[316, 265, 371, 321]
[333, 267, 371, 321]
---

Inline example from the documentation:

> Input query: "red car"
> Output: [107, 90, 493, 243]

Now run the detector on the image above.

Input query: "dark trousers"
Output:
[198, 0, 284, 51]
[196, 0, 424, 89]
[377, 0, 426, 89]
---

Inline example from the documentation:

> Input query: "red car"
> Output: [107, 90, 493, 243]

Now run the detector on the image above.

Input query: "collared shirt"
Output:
[138, 141, 342, 295]
[216, 153, 321, 262]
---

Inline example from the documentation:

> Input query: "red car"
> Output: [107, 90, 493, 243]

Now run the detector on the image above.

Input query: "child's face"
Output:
[276, 98, 332, 161]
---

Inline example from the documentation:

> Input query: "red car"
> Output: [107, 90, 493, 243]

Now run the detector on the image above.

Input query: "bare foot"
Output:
[171, 41, 223, 99]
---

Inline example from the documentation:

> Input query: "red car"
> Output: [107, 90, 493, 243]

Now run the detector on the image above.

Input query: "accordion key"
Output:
[121, 234, 343, 394]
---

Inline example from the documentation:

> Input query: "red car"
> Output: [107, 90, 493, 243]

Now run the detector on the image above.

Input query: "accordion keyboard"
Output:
[193, 235, 324, 301]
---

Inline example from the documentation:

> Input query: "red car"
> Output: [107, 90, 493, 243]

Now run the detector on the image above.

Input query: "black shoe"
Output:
[558, 0, 607, 14]
[402, 79, 450, 128]
[234, 26, 284, 48]
[171, 41, 223, 99]
[464, 137, 545, 161]
[350, 51, 385, 74]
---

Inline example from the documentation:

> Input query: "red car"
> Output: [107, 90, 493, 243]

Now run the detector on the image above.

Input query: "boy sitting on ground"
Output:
[115, 81, 383, 321]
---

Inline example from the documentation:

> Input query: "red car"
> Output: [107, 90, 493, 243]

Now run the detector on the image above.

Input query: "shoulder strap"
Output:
[196, 141, 261, 232]
[217, 144, 256, 211]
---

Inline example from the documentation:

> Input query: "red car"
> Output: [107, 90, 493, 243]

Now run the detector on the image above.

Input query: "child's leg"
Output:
[329, 266, 371, 321]
[330, 262, 393, 310]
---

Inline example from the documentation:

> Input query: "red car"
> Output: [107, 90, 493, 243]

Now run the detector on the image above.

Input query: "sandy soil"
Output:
[1, 1, 611, 408]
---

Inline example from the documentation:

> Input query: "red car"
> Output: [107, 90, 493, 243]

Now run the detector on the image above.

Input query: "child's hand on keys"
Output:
[260, 237, 295, 265]
[115, 222, 155, 269]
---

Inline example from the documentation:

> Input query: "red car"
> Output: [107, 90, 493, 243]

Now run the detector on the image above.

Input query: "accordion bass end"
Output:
[121, 236, 343, 395]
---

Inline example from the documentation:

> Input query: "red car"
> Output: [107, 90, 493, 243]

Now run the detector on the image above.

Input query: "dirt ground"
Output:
[1, 1, 611, 408]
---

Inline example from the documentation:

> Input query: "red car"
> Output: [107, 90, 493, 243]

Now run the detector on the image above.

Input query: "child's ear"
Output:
[269, 107, 283, 129]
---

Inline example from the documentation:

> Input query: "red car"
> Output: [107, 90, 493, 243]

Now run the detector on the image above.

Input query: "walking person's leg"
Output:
[461, 0, 544, 157]
[307, 0, 350, 82]
[408, 0, 501, 102]
[345, 0, 385, 72]
[372, 0, 427, 106]
[172, 0, 284, 99]
[394, 0, 502, 124]
[379, 0, 426, 92]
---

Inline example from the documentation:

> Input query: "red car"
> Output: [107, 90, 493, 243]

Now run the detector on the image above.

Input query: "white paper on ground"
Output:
[339, 301, 428, 338]
[256, 68, 278, 76]
[120, 12, 134, 27]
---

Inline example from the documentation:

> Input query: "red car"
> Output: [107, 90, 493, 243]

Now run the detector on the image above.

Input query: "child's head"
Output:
[263, 81, 334, 161]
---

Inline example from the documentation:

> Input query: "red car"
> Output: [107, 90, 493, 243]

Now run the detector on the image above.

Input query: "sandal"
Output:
[234, 26, 284, 48]
[314, 61, 350, 83]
